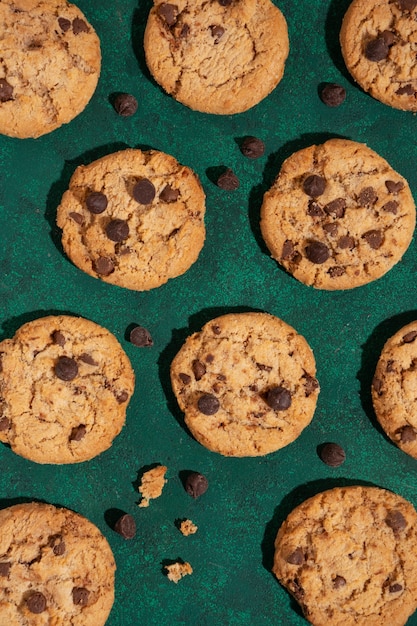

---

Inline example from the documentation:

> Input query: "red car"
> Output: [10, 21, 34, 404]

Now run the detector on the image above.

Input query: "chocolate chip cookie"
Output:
[372, 321, 417, 458]
[273, 486, 417, 626]
[170, 312, 319, 457]
[0, 502, 115, 624]
[0, 315, 134, 464]
[0, 0, 101, 138]
[340, 0, 417, 110]
[260, 138, 416, 290]
[143, 0, 289, 114]
[56, 148, 206, 291]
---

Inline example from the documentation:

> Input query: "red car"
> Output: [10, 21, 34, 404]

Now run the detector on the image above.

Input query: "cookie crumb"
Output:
[179, 519, 198, 536]
[138, 465, 167, 507]
[164, 560, 193, 583]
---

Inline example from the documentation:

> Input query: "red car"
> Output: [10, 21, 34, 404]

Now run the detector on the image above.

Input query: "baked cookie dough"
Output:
[0, 315, 134, 464]
[273, 486, 417, 626]
[56, 148, 206, 291]
[372, 321, 417, 458]
[260, 138, 416, 290]
[0, 502, 115, 625]
[340, 0, 417, 111]
[0, 0, 101, 139]
[143, 0, 289, 114]
[170, 312, 319, 457]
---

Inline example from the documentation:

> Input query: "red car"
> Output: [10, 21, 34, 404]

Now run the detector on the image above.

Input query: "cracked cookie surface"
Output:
[0, 0, 101, 138]
[260, 138, 416, 290]
[340, 0, 417, 111]
[143, 0, 289, 114]
[56, 148, 206, 291]
[0, 502, 115, 625]
[273, 486, 417, 626]
[372, 321, 417, 459]
[170, 312, 319, 457]
[0, 315, 134, 464]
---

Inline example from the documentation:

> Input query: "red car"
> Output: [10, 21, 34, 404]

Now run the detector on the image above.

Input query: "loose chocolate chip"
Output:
[240, 136, 265, 159]
[185, 471, 209, 498]
[27, 592, 47, 614]
[210, 25, 224, 43]
[106, 219, 129, 242]
[192, 359, 206, 380]
[72, 587, 90, 606]
[385, 180, 404, 194]
[319, 442, 346, 467]
[55, 356, 78, 381]
[398, 0, 417, 11]
[49, 535, 66, 556]
[358, 186, 377, 206]
[362, 229, 384, 249]
[52, 330, 66, 346]
[133, 179, 156, 204]
[0, 417, 9, 431]
[179, 373, 191, 384]
[303, 175, 326, 197]
[113, 93, 138, 116]
[0, 79, 13, 102]
[69, 212, 84, 224]
[305, 241, 330, 264]
[333, 575, 346, 589]
[94, 256, 114, 276]
[398, 425, 417, 443]
[286, 547, 304, 565]
[320, 83, 346, 107]
[0, 562, 10, 577]
[58, 17, 71, 32]
[307, 200, 324, 217]
[396, 84, 415, 95]
[114, 513, 136, 539]
[324, 198, 346, 218]
[403, 330, 417, 343]
[365, 37, 389, 62]
[389, 583, 403, 593]
[86, 191, 108, 214]
[328, 266, 345, 277]
[69, 424, 86, 441]
[197, 393, 220, 415]
[157, 3, 178, 25]
[129, 325, 153, 347]
[382, 200, 398, 214]
[385, 510, 407, 532]
[217, 168, 239, 190]
[265, 386, 291, 410]
[338, 235, 355, 250]
[72, 17, 89, 34]
[159, 184, 179, 203]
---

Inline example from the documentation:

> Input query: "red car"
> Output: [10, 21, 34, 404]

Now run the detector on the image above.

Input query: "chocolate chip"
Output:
[197, 393, 220, 415]
[0, 562, 10, 577]
[179, 373, 191, 384]
[302, 373, 319, 396]
[381, 30, 396, 46]
[305, 241, 330, 263]
[178, 24, 190, 38]
[217, 168, 239, 190]
[27, 592, 47, 614]
[49, 534, 66, 555]
[219, 0, 232, 4]
[54, 356, 78, 381]
[113, 93, 138, 116]
[212, 325, 222, 335]
[0, 417, 9, 431]
[362, 229, 384, 249]
[129, 325, 153, 347]
[159, 184, 179, 203]
[58, 17, 71, 32]
[382, 200, 398, 214]
[0, 79, 13, 102]
[86, 191, 108, 214]
[133, 179, 156, 204]
[307, 201, 324, 217]
[324, 198, 346, 218]
[328, 266, 345, 278]
[240, 136, 265, 158]
[94, 257, 115, 276]
[396, 84, 415, 95]
[114, 513, 136, 539]
[210, 25, 224, 43]
[319, 442, 346, 467]
[105, 219, 129, 242]
[69, 424, 86, 441]
[372, 376, 383, 395]
[185, 471, 209, 498]
[398, 425, 417, 443]
[286, 547, 304, 565]
[385, 180, 404, 194]
[358, 186, 377, 206]
[323, 223, 338, 236]
[303, 175, 326, 197]
[389, 583, 403, 593]
[365, 37, 389, 62]
[333, 575, 346, 589]
[398, 0, 417, 11]
[385, 510, 407, 532]
[265, 386, 291, 410]
[338, 235, 355, 250]
[52, 330, 66, 346]
[72, 18, 89, 34]
[79, 353, 97, 365]
[192, 359, 206, 380]
[282, 240, 296, 260]
[320, 83, 346, 107]
[72, 587, 90, 606]
[69, 212, 84, 224]
[116, 390, 129, 403]
[256, 362, 272, 372]
[157, 3, 178, 26]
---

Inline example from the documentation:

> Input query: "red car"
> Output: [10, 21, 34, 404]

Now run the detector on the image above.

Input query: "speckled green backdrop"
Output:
[2, 0, 417, 624]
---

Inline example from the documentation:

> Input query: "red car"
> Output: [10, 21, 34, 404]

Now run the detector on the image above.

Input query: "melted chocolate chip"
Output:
[398, 425, 417, 443]
[382, 200, 398, 214]
[0, 562, 11, 577]
[192, 359, 206, 380]
[106, 219, 129, 242]
[305, 241, 330, 263]
[240, 136, 265, 158]
[324, 198, 346, 218]
[159, 184, 179, 203]
[86, 191, 108, 214]
[114, 93, 138, 116]
[197, 394, 220, 415]
[358, 187, 377, 206]
[58, 17, 71, 32]
[133, 179, 156, 204]
[385, 510, 407, 532]
[286, 547, 304, 565]
[210, 25, 224, 43]
[217, 168, 239, 190]
[320, 83, 346, 107]
[179, 373, 191, 384]
[319, 442, 346, 467]
[114, 513, 136, 539]
[0, 79, 13, 102]
[403, 330, 417, 343]
[338, 235, 355, 250]
[54, 356, 78, 381]
[72, 587, 90, 606]
[157, 3, 178, 25]
[129, 325, 153, 347]
[265, 386, 291, 410]
[69, 424, 86, 441]
[333, 575, 346, 589]
[72, 18, 89, 34]
[185, 471, 209, 498]
[27, 592, 47, 614]
[52, 330, 66, 346]
[365, 37, 389, 62]
[386, 180, 404, 194]
[362, 229, 384, 249]
[94, 256, 115, 276]
[303, 174, 326, 197]
[396, 84, 415, 95]
[0, 417, 9, 431]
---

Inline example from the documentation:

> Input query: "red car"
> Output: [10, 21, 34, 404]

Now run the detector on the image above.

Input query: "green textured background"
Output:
[2, 0, 417, 624]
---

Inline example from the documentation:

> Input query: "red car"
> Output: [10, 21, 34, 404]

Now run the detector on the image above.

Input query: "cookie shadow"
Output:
[324, 0, 357, 86]
[132, 0, 157, 85]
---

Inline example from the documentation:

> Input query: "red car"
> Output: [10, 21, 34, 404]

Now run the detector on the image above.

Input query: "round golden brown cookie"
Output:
[56, 148, 206, 291]
[170, 312, 319, 457]
[273, 486, 417, 626]
[260, 138, 416, 290]
[143, 0, 289, 115]
[0, 0, 101, 139]
[0, 502, 115, 625]
[372, 321, 417, 458]
[340, 0, 417, 111]
[0, 315, 134, 464]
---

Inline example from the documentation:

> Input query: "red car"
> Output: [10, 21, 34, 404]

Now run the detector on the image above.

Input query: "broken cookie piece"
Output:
[138, 465, 167, 507]
[178, 519, 198, 536]
[164, 560, 193, 583]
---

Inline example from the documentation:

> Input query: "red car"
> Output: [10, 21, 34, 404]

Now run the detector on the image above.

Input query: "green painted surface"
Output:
[2, 0, 417, 623]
